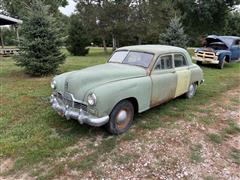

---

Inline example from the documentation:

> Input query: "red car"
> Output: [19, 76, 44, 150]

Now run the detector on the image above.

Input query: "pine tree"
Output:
[66, 15, 90, 56]
[16, 0, 65, 76]
[159, 17, 188, 48]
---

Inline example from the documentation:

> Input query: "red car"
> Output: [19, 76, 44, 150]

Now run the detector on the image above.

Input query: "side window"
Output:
[154, 55, 173, 70]
[174, 54, 187, 68]
[236, 40, 240, 46]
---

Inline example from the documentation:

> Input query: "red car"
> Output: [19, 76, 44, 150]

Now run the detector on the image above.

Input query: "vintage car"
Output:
[50, 45, 204, 134]
[193, 35, 240, 69]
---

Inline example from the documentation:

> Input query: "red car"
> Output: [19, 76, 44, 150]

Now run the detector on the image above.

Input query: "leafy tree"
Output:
[159, 17, 188, 48]
[224, 11, 240, 36]
[145, 0, 176, 43]
[0, 0, 68, 17]
[0, 27, 16, 46]
[16, 0, 65, 76]
[66, 14, 90, 56]
[174, 0, 240, 45]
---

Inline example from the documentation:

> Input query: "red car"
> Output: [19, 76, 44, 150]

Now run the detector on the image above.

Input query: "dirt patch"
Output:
[78, 86, 240, 179]
[0, 158, 14, 173]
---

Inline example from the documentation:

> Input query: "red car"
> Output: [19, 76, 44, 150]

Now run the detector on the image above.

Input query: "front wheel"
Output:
[184, 83, 197, 99]
[106, 100, 134, 135]
[217, 57, 225, 69]
[196, 61, 202, 66]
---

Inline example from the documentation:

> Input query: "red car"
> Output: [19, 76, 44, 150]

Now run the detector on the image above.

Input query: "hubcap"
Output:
[189, 84, 195, 97]
[116, 110, 127, 123]
[116, 109, 130, 129]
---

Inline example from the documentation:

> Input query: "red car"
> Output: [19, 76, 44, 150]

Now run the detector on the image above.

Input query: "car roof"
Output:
[116, 45, 188, 55]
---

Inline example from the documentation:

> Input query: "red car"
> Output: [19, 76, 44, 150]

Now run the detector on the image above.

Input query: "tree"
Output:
[174, 0, 240, 45]
[66, 14, 90, 56]
[0, 0, 68, 17]
[224, 11, 240, 36]
[159, 17, 188, 48]
[16, 0, 65, 76]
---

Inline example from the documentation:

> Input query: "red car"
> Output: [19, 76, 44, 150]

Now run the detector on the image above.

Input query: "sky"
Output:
[59, 0, 77, 16]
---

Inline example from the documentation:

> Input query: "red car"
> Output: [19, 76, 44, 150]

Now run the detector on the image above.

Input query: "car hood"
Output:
[196, 48, 230, 54]
[55, 63, 147, 100]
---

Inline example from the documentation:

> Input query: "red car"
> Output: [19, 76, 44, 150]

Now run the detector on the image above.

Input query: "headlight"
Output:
[51, 80, 57, 90]
[194, 49, 198, 53]
[87, 93, 97, 106]
[215, 52, 220, 56]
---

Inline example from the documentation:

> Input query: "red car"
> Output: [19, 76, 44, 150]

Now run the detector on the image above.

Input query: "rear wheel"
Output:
[184, 83, 197, 99]
[106, 100, 134, 135]
[217, 56, 225, 69]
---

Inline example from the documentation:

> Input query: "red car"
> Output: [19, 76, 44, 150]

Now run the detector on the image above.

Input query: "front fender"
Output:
[85, 77, 152, 117]
[217, 50, 231, 61]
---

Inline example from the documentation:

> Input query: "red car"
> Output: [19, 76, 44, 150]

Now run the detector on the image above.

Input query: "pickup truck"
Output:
[193, 35, 240, 69]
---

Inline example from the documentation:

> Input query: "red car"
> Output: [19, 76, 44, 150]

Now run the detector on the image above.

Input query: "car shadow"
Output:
[197, 62, 236, 69]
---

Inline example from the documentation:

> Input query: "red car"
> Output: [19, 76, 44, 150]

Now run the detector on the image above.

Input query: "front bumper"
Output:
[192, 56, 219, 64]
[50, 94, 109, 127]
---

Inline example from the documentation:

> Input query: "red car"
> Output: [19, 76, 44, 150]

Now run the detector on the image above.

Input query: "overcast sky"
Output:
[59, 0, 76, 16]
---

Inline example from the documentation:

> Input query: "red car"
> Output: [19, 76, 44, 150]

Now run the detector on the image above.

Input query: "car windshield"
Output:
[108, 51, 154, 68]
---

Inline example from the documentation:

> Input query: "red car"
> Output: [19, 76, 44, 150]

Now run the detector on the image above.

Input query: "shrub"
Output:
[16, 0, 65, 76]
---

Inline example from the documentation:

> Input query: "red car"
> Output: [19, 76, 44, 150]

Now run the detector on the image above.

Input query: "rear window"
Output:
[174, 54, 187, 68]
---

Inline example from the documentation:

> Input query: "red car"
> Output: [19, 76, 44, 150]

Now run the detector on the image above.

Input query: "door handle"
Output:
[171, 71, 176, 73]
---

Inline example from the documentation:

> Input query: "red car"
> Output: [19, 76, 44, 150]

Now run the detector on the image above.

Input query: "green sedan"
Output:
[50, 45, 204, 134]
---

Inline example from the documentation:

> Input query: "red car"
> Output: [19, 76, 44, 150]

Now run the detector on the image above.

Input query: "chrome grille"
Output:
[74, 102, 87, 111]
[196, 51, 217, 60]
[56, 92, 87, 111]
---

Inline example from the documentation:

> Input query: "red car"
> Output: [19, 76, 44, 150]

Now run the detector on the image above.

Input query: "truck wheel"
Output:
[196, 61, 202, 65]
[106, 100, 134, 135]
[184, 83, 197, 99]
[217, 57, 225, 69]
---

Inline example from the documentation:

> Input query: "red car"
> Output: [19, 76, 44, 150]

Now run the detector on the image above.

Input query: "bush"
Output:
[16, 0, 65, 76]
[66, 15, 90, 56]
[159, 17, 188, 48]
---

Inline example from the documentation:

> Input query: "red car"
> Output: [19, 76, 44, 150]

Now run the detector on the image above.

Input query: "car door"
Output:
[174, 53, 191, 98]
[230, 39, 240, 60]
[150, 54, 177, 107]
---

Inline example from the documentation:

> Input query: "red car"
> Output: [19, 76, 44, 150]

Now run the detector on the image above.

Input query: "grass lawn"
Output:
[0, 47, 239, 179]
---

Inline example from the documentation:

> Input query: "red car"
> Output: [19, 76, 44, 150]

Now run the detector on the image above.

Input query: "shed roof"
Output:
[0, 14, 23, 26]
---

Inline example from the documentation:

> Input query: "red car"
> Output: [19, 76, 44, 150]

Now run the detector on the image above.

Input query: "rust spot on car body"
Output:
[150, 89, 175, 108]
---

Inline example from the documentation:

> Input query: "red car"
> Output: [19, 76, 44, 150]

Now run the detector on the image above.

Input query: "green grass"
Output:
[206, 122, 240, 145]
[190, 144, 202, 163]
[229, 148, 240, 165]
[113, 153, 139, 165]
[0, 47, 240, 178]
[206, 133, 223, 144]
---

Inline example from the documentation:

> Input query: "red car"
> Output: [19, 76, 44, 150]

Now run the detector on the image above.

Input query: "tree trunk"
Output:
[112, 35, 117, 51]
[102, 37, 107, 53]
[0, 27, 4, 49]
[138, 37, 142, 45]
[16, 26, 20, 47]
